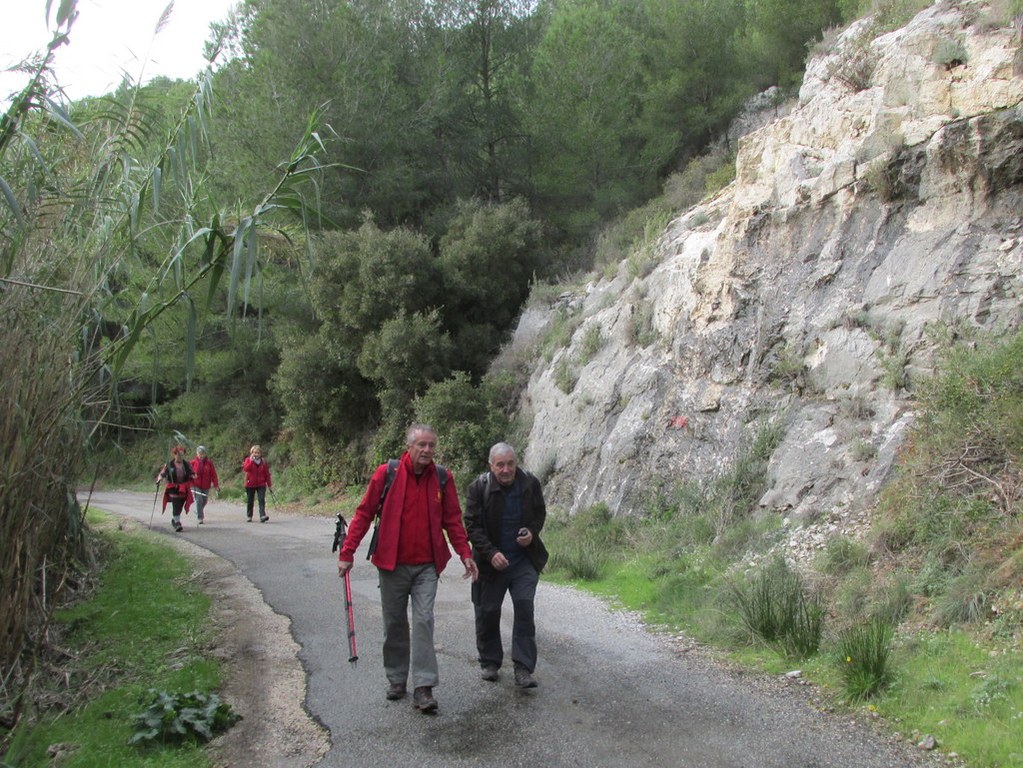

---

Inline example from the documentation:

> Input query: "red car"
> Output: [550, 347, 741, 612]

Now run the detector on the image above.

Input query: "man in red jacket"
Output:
[338, 424, 478, 714]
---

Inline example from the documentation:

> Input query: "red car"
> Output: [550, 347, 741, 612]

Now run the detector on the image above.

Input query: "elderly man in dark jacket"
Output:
[464, 442, 549, 688]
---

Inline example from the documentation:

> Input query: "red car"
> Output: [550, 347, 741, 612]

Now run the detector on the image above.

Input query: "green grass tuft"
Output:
[837, 617, 896, 701]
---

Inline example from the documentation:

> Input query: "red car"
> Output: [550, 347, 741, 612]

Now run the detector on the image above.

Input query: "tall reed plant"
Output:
[1, 0, 332, 742]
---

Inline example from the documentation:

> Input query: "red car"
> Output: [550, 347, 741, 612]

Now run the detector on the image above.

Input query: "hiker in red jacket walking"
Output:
[242, 444, 272, 523]
[338, 424, 478, 714]
[156, 444, 193, 532]
[190, 445, 220, 525]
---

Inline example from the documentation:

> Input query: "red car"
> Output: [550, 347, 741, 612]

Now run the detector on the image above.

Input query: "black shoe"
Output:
[246, 517, 252, 522]
[173, 521, 183, 532]
[385, 682, 407, 700]
[413, 686, 437, 713]
[481, 666, 499, 682]
[514, 668, 537, 688]
[260, 515, 269, 523]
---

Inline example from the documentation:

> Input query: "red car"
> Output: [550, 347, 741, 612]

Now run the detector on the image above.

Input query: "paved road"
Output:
[88, 490, 942, 768]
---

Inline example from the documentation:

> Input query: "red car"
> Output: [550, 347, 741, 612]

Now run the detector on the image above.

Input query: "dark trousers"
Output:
[474, 559, 539, 673]
[169, 496, 186, 523]
[245, 486, 266, 519]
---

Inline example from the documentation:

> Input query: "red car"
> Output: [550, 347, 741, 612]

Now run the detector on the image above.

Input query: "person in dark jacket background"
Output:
[464, 442, 548, 689]
[242, 444, 272, 522]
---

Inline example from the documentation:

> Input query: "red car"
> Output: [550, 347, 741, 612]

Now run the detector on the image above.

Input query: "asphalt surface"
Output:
[87, 490, 946, 768]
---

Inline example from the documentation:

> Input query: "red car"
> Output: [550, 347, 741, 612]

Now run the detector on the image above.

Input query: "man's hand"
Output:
[462, 557, 479, 582]
[338, 559, 353, 577]
[516, 527, 533, 547]
[490, 551, 509, 571]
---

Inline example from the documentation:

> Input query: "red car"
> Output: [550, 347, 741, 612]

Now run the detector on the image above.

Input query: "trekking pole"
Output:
[149, 480, 161, 529]
[268, 486, 281, 514]
[332, 514, 358, 666]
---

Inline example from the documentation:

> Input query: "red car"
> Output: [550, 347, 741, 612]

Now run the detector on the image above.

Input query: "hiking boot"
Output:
[413, 686, 438, 713]
[246, 516, 252, 522]
[481, 666, 499, 682]
[260, 515, 270, 523]
[385, 682, 407, 700]
[172, 521, 183, 532]
[514, 668, 537, 688]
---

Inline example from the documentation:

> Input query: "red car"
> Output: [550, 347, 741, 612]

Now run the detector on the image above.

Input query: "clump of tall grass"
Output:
[836, 617, 896, 701]
[546, 502, 629, 581]
[730, 557, 824, 660]
[550, 539, 611, 581]
[817, 536, 871, 576]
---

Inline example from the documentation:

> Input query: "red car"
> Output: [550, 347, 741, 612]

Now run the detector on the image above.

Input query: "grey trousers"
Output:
[378, 564, 440, 688]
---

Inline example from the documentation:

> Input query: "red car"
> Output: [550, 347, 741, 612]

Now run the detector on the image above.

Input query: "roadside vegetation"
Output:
[544, 328, 1023, 768]
[5, 0, 1023, 764]
[2, 509, 227, 768]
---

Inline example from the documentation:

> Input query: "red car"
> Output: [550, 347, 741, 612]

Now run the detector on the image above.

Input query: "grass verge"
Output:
[3, 508, 227, 768]
[544, 515, 1023, 767]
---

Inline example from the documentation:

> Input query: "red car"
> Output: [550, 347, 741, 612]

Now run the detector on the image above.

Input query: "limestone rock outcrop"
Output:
[516, 2, 1023, 553]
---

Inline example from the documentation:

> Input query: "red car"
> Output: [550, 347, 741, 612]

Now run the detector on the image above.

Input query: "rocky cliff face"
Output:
[515, 1, 1023, 555]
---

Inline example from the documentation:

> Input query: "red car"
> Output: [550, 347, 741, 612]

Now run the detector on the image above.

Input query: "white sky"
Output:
[1, 0, 239, 102]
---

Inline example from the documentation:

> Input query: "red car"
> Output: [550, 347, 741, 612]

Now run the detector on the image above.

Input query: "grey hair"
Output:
[406, 423, 437, 445]
[488, 442, 517, 463]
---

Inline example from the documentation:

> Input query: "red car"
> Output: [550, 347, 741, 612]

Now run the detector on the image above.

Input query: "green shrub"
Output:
[932, 37, 968, 68]
[850, 437, 877, 461]
[831, 564, 875, 622]
[540, 308, 583, 363]
[578, 324, 606, 365]
[413, 371, 512, 482]
[782, 593, 826, 660]
[871, 574, 914, 624]
[625, 301, 658, 348]
[837, 617, 896, 701]
[553, 358, 577, 394]
[768, 342, 806, 387]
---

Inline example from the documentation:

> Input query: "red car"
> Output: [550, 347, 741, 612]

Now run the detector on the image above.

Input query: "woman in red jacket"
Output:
[242, 444, 272, 522]
[190, 445, 220, 524]
[156, 444, 193, 532]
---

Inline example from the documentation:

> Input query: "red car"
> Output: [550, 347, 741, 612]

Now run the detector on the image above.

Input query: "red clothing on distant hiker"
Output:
[191, 456, 220, 491]
[242, 456, 272, 488]
[339, 452, 471, 573]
